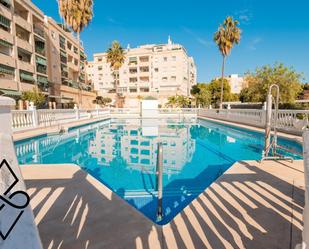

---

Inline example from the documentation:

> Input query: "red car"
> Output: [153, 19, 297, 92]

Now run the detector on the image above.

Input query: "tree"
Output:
[106, 41, 126, 107]
[208, 78, 235, 106]
[58, 0, 93, 106]
[214, 16, 241, 108]
[165, 95, 191, 108]
[239, 63, 303, 103]
[21, 88, 46, 108]
[93, 96, 112, 107]
[190, 84, 211, 107]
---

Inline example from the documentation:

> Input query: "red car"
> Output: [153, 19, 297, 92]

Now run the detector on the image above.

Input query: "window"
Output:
[129, 77, 137, 83]
[0, 15, 11, 32]
[0, 64, 15, 80]
[162, 77, 167, 82]
[141, 149, 150, 155]
[51, 31, 56, 39]
[163, 57, 167, 62]
[130, 140, 138, 145]
[130, 148, 138, 154]
[0, 39, 12, 56]
[171, 76, 176, 81]
[18, 48, 31, 63]
[98, 66, 102, 71]
[97, 57, 102, 62]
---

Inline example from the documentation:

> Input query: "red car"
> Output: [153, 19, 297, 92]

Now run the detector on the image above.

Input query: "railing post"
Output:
[261, 102, 267, 125]
[74, 104, 80, 120]
[29, 102, 38, 128]
[0, 96, 15, 134]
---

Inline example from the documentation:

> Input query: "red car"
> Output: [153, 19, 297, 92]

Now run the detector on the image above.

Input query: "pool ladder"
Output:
[156, 142, 163, 222]
[262, 84, 293, 162]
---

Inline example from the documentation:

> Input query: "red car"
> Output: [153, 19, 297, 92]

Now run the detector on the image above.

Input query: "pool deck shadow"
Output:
[21, 159, 304, 249]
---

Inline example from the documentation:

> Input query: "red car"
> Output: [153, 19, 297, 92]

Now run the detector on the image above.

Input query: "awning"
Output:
[1, 0, 11, 6]
[36, 56, 47, 66]
[129, 57, 137, 62]
[60, 50, 67, 57]
[0, 64, 14, 75]
[48, 95, 61, 99]
[61, 96, 74, 103]
[0, 15, 10, 29]
[37, 75, 48, 85]
[0, 39, 12, 47]
[20, 71, 34, 82]
[0, 89, 21, 97]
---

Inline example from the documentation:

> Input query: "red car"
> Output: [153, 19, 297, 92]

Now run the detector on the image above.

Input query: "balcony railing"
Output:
[33, 24, 45, 38]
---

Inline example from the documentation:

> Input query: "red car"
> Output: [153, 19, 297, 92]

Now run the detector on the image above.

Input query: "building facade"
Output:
[86, 37, 196, 107]
[0, 0, 95, 109]
[225, 74, 247, 94]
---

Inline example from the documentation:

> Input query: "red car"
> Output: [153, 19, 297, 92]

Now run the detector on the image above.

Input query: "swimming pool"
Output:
[15, 118, 303, 225]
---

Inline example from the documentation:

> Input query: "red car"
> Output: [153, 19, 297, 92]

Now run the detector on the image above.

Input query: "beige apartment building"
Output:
[0, 0, 95, 109]
[217, 74, 247, 94]
[86, 37, 196, 108]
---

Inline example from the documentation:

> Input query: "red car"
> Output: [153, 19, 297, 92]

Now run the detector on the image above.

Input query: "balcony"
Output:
[0, 79, 18, 91]
[18, 60, 34, 73]
[14, 14, 31, 32]
[0, 64, 17, 90]
[16, 36, 32, 52]
[0, 6, 11, 20]
[19, 70, 35, 85]
[37, 75, 49, 92]
[67, 61, 79, 72]
[0, 40, 15, 67]
[34, 38, 46, 57]
[0, 28, 13, 43]
[33, 24, 45, 39]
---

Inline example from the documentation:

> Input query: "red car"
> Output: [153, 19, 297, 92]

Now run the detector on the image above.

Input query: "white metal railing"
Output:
[198, 108, 309, 135]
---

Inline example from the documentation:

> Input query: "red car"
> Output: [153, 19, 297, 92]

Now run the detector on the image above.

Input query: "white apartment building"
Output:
[86, 37, 197, 107]
[88, 122, 195, 175]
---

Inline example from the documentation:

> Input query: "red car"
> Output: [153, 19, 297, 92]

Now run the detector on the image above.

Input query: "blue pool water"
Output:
[15, 118, 303, 225]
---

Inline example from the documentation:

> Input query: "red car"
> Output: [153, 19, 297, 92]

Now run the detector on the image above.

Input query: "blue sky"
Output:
[33, 0, 309, 83]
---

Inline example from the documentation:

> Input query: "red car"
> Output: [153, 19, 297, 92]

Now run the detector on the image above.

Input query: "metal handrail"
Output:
[156, 142, 163, 221]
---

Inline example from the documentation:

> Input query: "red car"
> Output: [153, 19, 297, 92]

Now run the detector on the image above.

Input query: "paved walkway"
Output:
[21, 160, 304, 249]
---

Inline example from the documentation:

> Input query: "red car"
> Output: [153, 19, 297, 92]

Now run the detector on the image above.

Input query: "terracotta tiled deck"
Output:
[21, 159, 304, 249]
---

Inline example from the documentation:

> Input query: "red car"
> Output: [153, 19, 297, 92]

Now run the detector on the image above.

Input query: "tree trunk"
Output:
[77, 32, 82, 108]
[219, 56, 226, 109]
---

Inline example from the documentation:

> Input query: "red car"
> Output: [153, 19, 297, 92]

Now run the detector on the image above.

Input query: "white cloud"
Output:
[248, 37, 262, 50]
[234, 9, 252, 25]
[181, 26, 213, 47]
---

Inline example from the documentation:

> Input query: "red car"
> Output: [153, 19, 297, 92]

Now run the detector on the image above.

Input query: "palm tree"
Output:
[58, 0, 93, 107]
[214, 16, 241, 108]
[106, 41, 125, 107]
